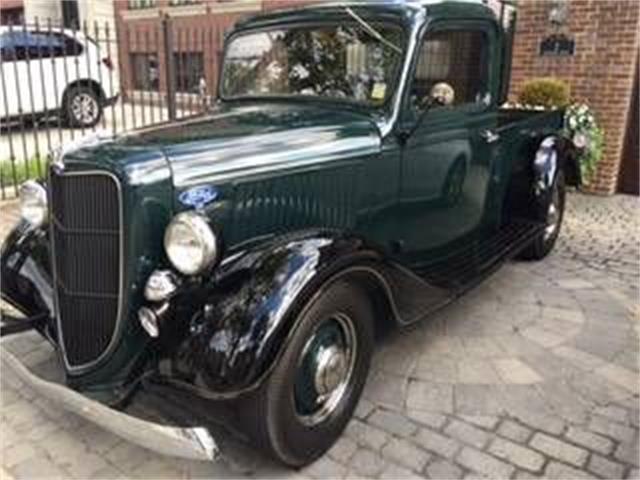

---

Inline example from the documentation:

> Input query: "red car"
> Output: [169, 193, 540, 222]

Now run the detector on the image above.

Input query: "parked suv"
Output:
[0, 26, 118, 128]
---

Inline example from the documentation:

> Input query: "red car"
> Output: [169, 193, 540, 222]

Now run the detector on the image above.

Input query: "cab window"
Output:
[410, 28, 489, 111]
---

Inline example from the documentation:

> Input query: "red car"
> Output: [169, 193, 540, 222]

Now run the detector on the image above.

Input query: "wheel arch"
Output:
[61, 79, 106, 106]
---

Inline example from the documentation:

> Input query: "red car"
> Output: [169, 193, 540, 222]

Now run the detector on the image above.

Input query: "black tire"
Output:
[243, 280, 375, 467]
[63, 85, 102, 128]
[519, 170, 566, 260]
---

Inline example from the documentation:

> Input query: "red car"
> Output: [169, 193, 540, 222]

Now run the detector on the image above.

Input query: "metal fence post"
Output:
[162, 14, 177, 122]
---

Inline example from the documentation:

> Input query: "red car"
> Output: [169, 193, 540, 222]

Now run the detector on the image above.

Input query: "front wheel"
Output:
[519, 170, 566, 260]
[244, 280, 375, 467]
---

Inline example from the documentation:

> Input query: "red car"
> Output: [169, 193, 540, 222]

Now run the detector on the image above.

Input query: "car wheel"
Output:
[64, 86, 102, 128]
[244, 280, 375, 467]
[519, 170, 566, 260]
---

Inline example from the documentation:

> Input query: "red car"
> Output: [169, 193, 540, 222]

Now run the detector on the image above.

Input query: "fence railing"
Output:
[0, 16, 221, 199]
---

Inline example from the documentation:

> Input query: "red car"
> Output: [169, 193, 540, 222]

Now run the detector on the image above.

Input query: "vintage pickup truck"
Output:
[1, 0, 579, 467]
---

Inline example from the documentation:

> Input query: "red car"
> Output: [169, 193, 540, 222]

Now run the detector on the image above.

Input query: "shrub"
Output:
[518, 78, 570, 109]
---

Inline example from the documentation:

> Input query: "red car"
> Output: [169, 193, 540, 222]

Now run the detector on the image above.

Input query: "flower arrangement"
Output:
[563, 103, 604, 184]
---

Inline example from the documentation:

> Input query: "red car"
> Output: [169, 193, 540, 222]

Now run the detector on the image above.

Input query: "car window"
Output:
[0, 31, 83, 61]
[410, 29, 489, 111]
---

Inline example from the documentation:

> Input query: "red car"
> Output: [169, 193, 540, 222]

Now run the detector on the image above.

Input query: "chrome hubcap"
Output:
[544, 185, 561, 241]
[71, 93, 98, 124]
[294, 313, 357, 426]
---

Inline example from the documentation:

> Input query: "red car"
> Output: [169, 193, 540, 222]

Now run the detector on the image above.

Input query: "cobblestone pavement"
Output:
[1, 192, 639, 480]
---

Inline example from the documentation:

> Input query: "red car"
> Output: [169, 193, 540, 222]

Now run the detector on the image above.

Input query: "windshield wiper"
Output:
[344, 6, 402, 55]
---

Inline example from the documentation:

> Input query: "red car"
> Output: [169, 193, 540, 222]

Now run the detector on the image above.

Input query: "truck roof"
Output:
[235, 1, 496, 32]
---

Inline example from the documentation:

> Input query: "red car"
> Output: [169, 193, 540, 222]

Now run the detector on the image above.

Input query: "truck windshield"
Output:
[221, 22, 405, 107]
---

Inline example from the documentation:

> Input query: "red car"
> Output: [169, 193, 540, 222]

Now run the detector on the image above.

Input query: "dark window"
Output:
[130, 52, 159, 90]
[168, 0, 202, 6]
[0, 7, 24, 26]
[412, 29, 489, 108]
[61, 0, 80, 29]
[0, 31, 83, 61]
[174, 51, 203, 93]
[128, 0, 157, 9]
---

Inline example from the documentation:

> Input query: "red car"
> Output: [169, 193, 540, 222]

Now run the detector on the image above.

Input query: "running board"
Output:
[415, 220, 545, 291]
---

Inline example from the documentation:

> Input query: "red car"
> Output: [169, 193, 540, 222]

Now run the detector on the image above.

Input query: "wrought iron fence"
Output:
[0, 15, 221, 199]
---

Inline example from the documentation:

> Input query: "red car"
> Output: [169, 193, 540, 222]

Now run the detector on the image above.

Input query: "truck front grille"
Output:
[50, 170, 122, 369]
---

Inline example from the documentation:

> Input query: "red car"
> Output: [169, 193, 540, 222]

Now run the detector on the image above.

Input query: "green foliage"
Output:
[0, 156, 46, 191]
[518, 78, 570, 109]
[562, 103, 604, 184]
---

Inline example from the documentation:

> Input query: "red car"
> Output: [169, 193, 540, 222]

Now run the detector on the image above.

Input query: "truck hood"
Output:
[122, 102, 382, 188]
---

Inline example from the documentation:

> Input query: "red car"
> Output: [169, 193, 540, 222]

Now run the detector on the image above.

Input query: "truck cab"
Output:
[1, 1, 578, 467]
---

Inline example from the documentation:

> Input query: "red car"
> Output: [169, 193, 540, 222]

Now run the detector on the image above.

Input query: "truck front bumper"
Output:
[0, 343, 219, 462]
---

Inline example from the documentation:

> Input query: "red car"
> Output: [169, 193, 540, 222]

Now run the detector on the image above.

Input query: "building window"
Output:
[174, 52, 203, 93]
[130, 52, 159, 90]
[128, 0, 157, 10]
[168, 0, 202, 6]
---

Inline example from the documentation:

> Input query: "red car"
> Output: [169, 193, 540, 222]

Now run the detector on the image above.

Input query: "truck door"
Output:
[397, 22, 499, 265]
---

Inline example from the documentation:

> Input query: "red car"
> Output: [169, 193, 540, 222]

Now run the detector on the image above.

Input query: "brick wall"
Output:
[510, 0, 640, 195]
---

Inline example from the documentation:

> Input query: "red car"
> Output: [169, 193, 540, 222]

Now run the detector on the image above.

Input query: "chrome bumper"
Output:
[0, 346, 219, 462]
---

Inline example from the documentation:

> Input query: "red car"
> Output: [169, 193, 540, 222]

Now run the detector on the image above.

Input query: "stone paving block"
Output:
[378, 463, 424, 479]
[305, 455, 348, 480]
[551, 345, 606, 371]
[368, 408, 418, 437]
[589, 415, 637, 443]
[406, 409, 448, 430]
[459, 415, 499, 430]
[425, 459, 464, 480]
[529, 432, 589, 467]
[414, 428, 461, 459]
[381, 438, 431, 472]
[492, 358, 542, 385]
[615, 437, 640, 467]
[103, 442, 153, 472]
[354, 397, 375, 419]
[497, 419, 533, 443]
[457, 359, 502, 384]
[595, 364, 640, 395]
[363, 370, 408, 411]
[489, 437, 545, 472]
[445, 420, 491, 449]
[327, 435, 358, 464]
[1, 442, 37, 469]
[565, 426, 615, 455]
[510, 410, 565, 436]
[588, 454, 626, 479]
[544, 461, 597, 479]
[62, 451, 111, 479]
[456, 446, 515, 478]
[348, 448, 387, 478]
[407, 380, 454, 413]
[344, 418, 390, 451]
[629, 467, 640, 479]
[10, 456, 69, 480]
[454, 384, 504, 416]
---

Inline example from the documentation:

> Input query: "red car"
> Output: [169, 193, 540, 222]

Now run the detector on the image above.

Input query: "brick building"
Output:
[115, 0, 639, 195]
[510, 0, 639, 195]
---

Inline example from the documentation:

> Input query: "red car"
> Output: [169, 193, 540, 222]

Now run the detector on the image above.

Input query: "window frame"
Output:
[401, 19, 498, 124]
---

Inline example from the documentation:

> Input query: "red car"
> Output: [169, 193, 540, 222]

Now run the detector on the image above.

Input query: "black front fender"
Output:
[1, 220, 54, 325]
[167, 231, 382, 396]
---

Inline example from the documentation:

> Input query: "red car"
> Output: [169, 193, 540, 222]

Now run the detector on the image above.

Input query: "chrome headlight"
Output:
[164, 212, 218, 276]
[19, 181, 48, 228]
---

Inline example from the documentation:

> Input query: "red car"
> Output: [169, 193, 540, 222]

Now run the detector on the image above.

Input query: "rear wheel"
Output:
[64, 85, 102, 128]
[519, 170, 566, 260]
[244, 280, 374, 467]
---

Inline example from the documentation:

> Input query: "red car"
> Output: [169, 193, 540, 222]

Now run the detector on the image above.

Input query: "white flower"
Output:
[573, 132, 588, 149]
[569, 116, 578, 129]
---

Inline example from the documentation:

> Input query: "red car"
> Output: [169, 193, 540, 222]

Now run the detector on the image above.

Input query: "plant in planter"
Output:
[563, 102, 604, 185]
[518, 77, 571, 109]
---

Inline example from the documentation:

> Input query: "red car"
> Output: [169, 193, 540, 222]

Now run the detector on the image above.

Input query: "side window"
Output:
[411, 29, 489, 111]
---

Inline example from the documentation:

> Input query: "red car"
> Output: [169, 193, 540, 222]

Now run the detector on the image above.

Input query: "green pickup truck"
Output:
[1, 0, 579, 467]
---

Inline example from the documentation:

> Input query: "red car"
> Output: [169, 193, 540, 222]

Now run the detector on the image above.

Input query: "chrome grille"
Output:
[50, 170, 122, 369]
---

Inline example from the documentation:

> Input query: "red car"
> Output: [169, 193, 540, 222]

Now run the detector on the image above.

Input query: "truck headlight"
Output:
[164, 212, 218, 276]
[19, 181, 48, 228]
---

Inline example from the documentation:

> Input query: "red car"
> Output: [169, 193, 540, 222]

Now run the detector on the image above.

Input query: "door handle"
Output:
[480, 130, 500, 144]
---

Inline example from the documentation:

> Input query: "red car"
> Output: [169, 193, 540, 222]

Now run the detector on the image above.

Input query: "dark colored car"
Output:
[1, 1, 579, 467]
